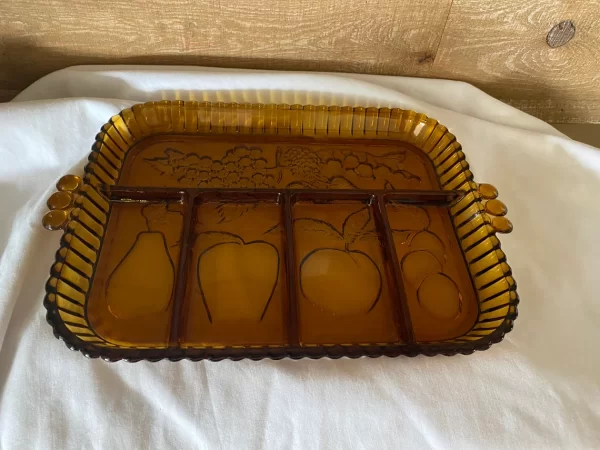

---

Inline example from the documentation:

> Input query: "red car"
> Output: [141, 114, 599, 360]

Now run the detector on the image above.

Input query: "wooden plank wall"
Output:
[1, 0, 598, 123]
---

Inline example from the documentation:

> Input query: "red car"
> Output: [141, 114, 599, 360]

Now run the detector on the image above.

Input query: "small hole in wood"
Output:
[547, 20, 576, 48]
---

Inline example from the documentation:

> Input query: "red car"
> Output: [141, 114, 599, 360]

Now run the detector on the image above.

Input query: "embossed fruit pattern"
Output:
[139, 144, 444, 325]
[105, 203, 181, 319]
[146, 146, 278, 188]
[387, 204, 463, 320]
[145, 144, 424, 227]
[145, 144, 422, 190]
[193, 231, 280, 323]
[276, 146, 421, 189]
[295, 207, 383, 316]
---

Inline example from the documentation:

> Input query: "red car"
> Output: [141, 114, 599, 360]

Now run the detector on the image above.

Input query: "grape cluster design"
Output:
[147, 145, 277, 188]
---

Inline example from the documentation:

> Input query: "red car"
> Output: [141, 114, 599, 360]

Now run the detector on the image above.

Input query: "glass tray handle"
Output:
[42, 175, 82, 231]
[478, 183, 513, 234]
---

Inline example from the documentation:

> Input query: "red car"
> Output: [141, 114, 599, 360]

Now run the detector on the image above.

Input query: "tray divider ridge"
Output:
[168, 190, 197, 347]
[372, 194, 416, 344]
[282, 192, 300, 346]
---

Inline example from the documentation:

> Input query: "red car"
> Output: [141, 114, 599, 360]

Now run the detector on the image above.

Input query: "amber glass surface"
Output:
[118, 136, 435, 190]
[386, 203, 477, 341]
[86, 202, 183, 346]
[182, 201, 287, 347]
[42, 101, 518, 361]
[293, 201, 400, 344]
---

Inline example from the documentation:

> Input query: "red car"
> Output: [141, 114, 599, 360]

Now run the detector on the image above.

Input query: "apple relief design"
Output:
[295, 207, 384, 316]
[194, 231, 280, 323]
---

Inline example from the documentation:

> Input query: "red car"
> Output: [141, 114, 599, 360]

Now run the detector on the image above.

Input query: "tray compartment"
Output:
[182, 197, 288, 347]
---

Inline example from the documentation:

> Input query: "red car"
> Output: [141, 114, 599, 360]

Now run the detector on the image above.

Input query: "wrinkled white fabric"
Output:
[0, 66, 599, 449]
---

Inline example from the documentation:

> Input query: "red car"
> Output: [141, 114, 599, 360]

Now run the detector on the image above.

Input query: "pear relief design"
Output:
[106, 204, 176, 319]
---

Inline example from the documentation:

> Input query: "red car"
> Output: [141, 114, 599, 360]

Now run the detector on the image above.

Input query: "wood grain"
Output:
[0, 0, 451, 93]
[432, 0, 600, 123]
[1, 0, 599, 122]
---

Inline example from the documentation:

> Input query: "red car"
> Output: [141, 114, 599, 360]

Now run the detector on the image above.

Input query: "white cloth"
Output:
[1, 66, 599, 449]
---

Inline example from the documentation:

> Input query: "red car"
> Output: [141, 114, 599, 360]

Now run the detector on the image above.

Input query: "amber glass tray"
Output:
[42, 101, 518, 361]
